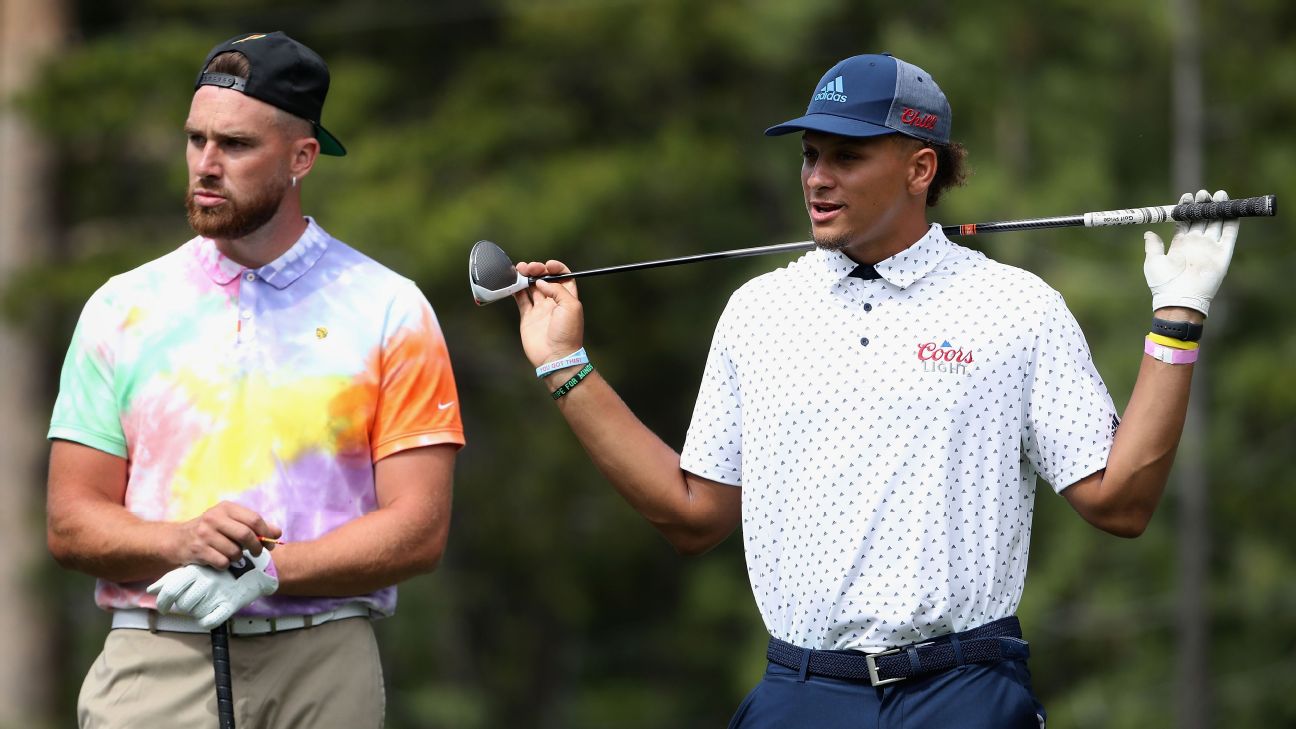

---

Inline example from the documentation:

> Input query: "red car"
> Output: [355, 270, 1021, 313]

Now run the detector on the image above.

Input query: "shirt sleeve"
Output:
[679, 298, 743, 486]
[1022, 289, 1118, 492]
[370, 281, 466, 461]
[47, 285, 129, 458]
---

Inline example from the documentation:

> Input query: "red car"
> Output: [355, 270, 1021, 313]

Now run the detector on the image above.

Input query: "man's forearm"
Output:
[1069, 322, 1199, 536]
[543, 368, 733, 552]
[1106, 354, 1195, 491]
[1104, 306, 1206, 500]
[271, 504, 449, 596]
[47, 502, 182, 582]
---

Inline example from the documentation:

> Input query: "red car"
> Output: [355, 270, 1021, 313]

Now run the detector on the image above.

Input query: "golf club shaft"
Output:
[536, 241, 814, 281]
[536, 194, 1275, 282]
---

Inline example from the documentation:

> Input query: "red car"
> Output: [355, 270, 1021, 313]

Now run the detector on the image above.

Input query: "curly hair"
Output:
[922, 140, 968, 208]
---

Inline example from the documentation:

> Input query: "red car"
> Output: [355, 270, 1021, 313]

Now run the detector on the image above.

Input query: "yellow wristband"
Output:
[1146, 332, 1199, 350]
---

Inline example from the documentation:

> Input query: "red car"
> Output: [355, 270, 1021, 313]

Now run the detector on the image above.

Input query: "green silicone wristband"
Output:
[551, 363, 595, 400]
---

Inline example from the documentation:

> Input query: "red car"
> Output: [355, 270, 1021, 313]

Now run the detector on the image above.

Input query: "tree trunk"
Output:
[0, 0, 66, 724]
[1170, 0, 1210, 726]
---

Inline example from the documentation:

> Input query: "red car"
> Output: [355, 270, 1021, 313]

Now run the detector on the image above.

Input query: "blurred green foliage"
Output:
[5, 0, 1295, 727]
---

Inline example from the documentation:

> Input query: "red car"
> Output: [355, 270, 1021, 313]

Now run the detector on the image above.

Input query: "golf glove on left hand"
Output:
[147, 548, 279, 629]
[1143, 189, 1239, 317]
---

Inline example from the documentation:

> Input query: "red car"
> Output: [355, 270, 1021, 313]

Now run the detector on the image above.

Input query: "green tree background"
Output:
[5, 0, 1294, 727]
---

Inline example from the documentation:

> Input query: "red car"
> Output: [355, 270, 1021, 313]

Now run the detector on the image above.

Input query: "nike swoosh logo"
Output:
[438, 401, 455, 410]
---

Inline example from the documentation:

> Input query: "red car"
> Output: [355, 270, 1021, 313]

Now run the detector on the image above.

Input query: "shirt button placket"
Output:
[237, 271, 258, 347]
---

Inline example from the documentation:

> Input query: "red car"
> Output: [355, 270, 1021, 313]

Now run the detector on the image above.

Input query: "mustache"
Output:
[189, 178, 227, 196]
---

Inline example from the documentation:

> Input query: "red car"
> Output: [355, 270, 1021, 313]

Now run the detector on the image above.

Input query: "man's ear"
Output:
[290, 136, 320, 182]
[907, 143, 938, 197]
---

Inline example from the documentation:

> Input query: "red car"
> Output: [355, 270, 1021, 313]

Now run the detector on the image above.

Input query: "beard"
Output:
[186, 174, 289, 240]
[811, 227, 852, 252]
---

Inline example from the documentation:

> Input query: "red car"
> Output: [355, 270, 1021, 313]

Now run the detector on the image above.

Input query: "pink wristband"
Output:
[1144, 337, 1199, 364]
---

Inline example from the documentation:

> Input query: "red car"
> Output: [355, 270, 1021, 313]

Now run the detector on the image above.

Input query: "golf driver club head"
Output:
[469, 240, 530, 305]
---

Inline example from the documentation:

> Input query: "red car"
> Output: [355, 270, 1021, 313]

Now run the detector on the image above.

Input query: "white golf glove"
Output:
[1143, 189, 1239, 317]
[147, 549, 279, 629]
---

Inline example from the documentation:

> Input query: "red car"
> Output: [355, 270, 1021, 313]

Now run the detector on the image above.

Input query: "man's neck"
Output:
[840, 216, 931, 266]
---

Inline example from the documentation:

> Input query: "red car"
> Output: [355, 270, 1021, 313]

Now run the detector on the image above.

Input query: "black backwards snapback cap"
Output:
[196, 31, 346, 156]
[765, 53, 951, 145]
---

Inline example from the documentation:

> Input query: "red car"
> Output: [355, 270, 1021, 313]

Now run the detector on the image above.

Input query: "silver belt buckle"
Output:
[865, 648, 905, 686]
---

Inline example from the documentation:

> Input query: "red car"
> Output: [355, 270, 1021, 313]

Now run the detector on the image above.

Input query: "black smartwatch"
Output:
[1151, 317, 1204, 342]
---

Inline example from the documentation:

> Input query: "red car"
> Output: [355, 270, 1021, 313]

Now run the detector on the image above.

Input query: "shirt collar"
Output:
[815, 223, 954, 290]
[192, 217, 331, 290]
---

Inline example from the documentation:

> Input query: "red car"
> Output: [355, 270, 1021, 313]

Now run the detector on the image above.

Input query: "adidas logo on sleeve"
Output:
[813, 75, 847, 103]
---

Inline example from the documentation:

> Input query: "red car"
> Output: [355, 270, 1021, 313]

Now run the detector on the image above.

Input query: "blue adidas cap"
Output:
[765, 53, 951, 145]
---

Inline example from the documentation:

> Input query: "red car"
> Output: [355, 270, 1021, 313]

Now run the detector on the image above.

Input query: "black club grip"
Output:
[1171, 194, 1276, 221]
[212, 623, 236, 729]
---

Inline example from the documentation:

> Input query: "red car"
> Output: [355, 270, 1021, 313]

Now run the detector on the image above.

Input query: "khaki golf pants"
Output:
[78, 617, 383, 729]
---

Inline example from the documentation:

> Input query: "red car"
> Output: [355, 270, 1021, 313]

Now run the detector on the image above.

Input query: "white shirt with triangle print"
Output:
[680, 223, 1118, 651]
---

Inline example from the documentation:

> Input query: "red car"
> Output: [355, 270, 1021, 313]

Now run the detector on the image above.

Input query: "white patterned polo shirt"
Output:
[680, 223, 1118, 651]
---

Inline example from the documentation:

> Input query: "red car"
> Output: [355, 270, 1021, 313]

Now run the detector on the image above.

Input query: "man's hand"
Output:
[169, 500, 281, 570]
[147, 548, 279, 629]
[514, 260, 586, 369]
[1143, 188, 1239, 317]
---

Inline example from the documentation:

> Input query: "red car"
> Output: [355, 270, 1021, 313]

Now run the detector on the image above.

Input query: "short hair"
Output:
[202, 51, 313, 141]
[204, 50, 251, 80]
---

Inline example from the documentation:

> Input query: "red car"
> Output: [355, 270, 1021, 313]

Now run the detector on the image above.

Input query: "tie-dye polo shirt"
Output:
[49, 218, 465, 617]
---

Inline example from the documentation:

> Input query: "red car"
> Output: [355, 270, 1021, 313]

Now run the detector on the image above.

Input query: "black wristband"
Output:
[1151, 317, 1204, 342]
[551, 363, 595, 400]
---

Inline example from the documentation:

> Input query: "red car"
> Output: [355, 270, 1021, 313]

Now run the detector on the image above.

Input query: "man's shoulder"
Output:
[90, 238, 202, 302]
[312, 229, 424, 302]
[955, 247, 1061, 301]
[729, 250, 819, 299]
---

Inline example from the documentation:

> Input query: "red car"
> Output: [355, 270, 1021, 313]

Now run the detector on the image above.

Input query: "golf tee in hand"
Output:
[147, 548, 279, 629]
[514, 260, 586, 369]
[1143, 189, 1239, 317]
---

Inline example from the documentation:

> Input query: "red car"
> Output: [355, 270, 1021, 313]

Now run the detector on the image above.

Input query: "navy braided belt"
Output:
[766, 616, 1028, 687]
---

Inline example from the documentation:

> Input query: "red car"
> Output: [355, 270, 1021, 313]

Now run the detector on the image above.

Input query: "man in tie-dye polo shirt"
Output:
[46, 32, 464, 729]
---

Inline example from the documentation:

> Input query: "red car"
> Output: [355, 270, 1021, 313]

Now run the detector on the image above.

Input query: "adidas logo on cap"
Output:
[813, 76, 847, 103]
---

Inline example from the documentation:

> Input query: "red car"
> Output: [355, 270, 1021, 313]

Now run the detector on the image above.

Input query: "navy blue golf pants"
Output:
[727, 656, 1046, 728]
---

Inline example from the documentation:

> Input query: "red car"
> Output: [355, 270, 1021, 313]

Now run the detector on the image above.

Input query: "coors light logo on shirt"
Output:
[917, 340, 974, 375]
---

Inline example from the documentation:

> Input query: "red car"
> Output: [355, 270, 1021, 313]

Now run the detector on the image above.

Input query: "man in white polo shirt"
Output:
[509, 53, 1236, 727]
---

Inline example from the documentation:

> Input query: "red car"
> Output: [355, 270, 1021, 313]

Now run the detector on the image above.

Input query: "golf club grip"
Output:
[211, 623, 236, 729]
[1172, 194, 1275, 221]
[947, 194, 1276, 236]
